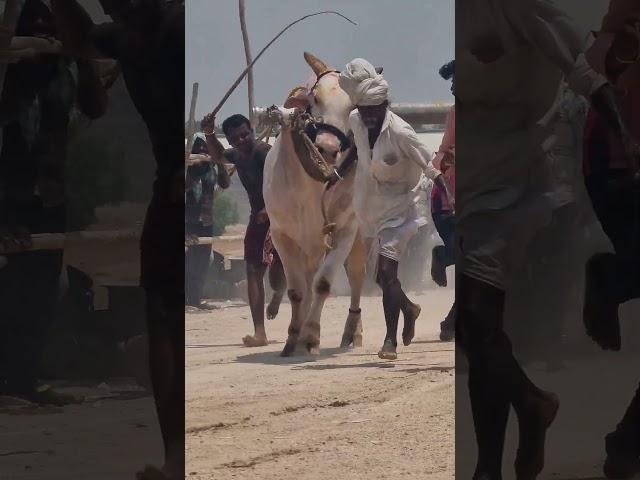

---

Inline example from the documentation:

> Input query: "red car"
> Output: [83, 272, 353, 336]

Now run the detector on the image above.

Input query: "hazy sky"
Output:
[186, 0, 455, 121]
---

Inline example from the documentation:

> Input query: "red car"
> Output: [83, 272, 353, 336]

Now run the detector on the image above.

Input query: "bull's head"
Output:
[284, 52, 353, 166]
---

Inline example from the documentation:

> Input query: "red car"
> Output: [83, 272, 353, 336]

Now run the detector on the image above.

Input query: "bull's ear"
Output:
[375, 67, 383, 74]
[284, 85, 312, 110]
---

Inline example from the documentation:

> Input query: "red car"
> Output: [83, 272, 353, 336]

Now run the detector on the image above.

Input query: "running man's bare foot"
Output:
[378, 338, 398, 360]
[515, 390, 560, 480]
[402, 301, 421, 346]
[583, 254, 621, 351]
[242, 334, 268, 347]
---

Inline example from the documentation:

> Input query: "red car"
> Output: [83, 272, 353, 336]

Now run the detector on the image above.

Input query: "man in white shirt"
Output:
[338, 58, 453, 360]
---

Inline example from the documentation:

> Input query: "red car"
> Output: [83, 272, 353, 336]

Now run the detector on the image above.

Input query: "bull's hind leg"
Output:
[270, 232, 309, 357]
[341, 232, 366, 348]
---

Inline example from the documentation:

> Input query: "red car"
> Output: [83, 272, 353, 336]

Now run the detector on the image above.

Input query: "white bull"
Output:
[263, 52, 366, 357]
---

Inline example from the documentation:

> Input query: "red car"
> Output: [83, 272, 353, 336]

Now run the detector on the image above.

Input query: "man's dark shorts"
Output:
[244, 214, 280, 268]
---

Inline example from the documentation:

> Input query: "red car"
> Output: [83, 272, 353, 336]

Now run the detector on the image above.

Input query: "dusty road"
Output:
[0, 381, 161, 479]
[186, 288, 455, 480]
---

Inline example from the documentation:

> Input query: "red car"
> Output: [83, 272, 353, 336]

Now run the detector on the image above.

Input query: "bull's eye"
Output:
[332, 151, 338, 159]
[318, 146, 325, 154]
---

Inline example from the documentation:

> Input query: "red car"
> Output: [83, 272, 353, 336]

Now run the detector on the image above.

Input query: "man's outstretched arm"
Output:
[50, 0, 113, 59]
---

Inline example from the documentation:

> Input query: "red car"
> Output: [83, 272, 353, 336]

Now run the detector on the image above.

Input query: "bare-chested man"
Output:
[202, 113, 286, 347]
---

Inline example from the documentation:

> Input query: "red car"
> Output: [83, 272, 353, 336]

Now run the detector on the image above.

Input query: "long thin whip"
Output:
[207, 10, 357, 120]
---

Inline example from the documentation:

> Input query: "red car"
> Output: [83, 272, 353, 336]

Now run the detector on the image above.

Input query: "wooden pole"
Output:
[0, 229, 142, 254]
[0, 0, 22, 102]
[185, 82, 199, 160]
[238, 0, 256, 128]
[0, 229, 243, 254]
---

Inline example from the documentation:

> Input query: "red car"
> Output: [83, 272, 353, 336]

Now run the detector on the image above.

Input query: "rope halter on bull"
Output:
[260, 100, 354, 251]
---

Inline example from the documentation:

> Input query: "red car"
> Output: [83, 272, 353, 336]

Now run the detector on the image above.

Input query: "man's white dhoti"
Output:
[456, 0, 608, 289]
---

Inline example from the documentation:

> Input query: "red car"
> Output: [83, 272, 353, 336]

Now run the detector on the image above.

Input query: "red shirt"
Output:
[584, 0, 640, 175]
[431, 106, 455, 212]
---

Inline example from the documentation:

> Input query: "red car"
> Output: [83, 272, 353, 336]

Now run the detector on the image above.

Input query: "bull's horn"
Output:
[304, 51, 332, 77]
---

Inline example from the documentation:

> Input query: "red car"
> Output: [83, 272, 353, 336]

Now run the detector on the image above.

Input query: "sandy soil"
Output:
[186, 288, 455, 480]
[0, 380, 162, 479]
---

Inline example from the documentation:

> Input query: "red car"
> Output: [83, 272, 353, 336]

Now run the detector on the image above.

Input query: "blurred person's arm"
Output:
[75, 58, 108, 119]
[432, 106, 455, 172]
[400, 128, 454, 209]
[51, 0, 115, 59]
[508, 0, 638, 163]
[200, 114, 227, 163]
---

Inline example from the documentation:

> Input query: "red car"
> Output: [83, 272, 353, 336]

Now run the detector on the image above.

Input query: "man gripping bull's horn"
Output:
[338, 58, 453, 360]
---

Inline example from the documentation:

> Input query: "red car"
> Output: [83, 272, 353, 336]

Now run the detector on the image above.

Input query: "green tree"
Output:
[212, 193, 239, 236]
[65, 133, 129, 230]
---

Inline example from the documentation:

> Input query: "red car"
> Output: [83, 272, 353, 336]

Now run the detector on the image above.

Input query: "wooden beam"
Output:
[0, 229, 141, 254]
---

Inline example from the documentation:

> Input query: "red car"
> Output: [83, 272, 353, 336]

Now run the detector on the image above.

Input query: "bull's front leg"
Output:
[341, 230, 367, 348]
[299, 226, 358, 355]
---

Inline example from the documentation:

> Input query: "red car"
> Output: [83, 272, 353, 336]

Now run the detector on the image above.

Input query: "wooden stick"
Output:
[0, 0, 22, 98]
[185, 82, 199, 158]
[239, 0, 256, 128]
[186, 235, 244, 246]
[208, 10, 357, 119]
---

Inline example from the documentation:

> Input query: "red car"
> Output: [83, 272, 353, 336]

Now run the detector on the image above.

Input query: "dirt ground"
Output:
[0, 380, 162, 479]
[186, 288, 455, 480]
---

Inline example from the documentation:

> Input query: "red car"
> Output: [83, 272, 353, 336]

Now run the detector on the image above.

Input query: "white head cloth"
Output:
[339, 58, 388, 106]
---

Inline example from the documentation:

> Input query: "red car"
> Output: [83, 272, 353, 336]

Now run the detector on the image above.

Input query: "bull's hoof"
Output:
[280, 339, 297, 357]
[305, 343, 320, 356]
[340, 334, 363, 349]
[340, 335, 354, 349]
[300, 335, 320, 356]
